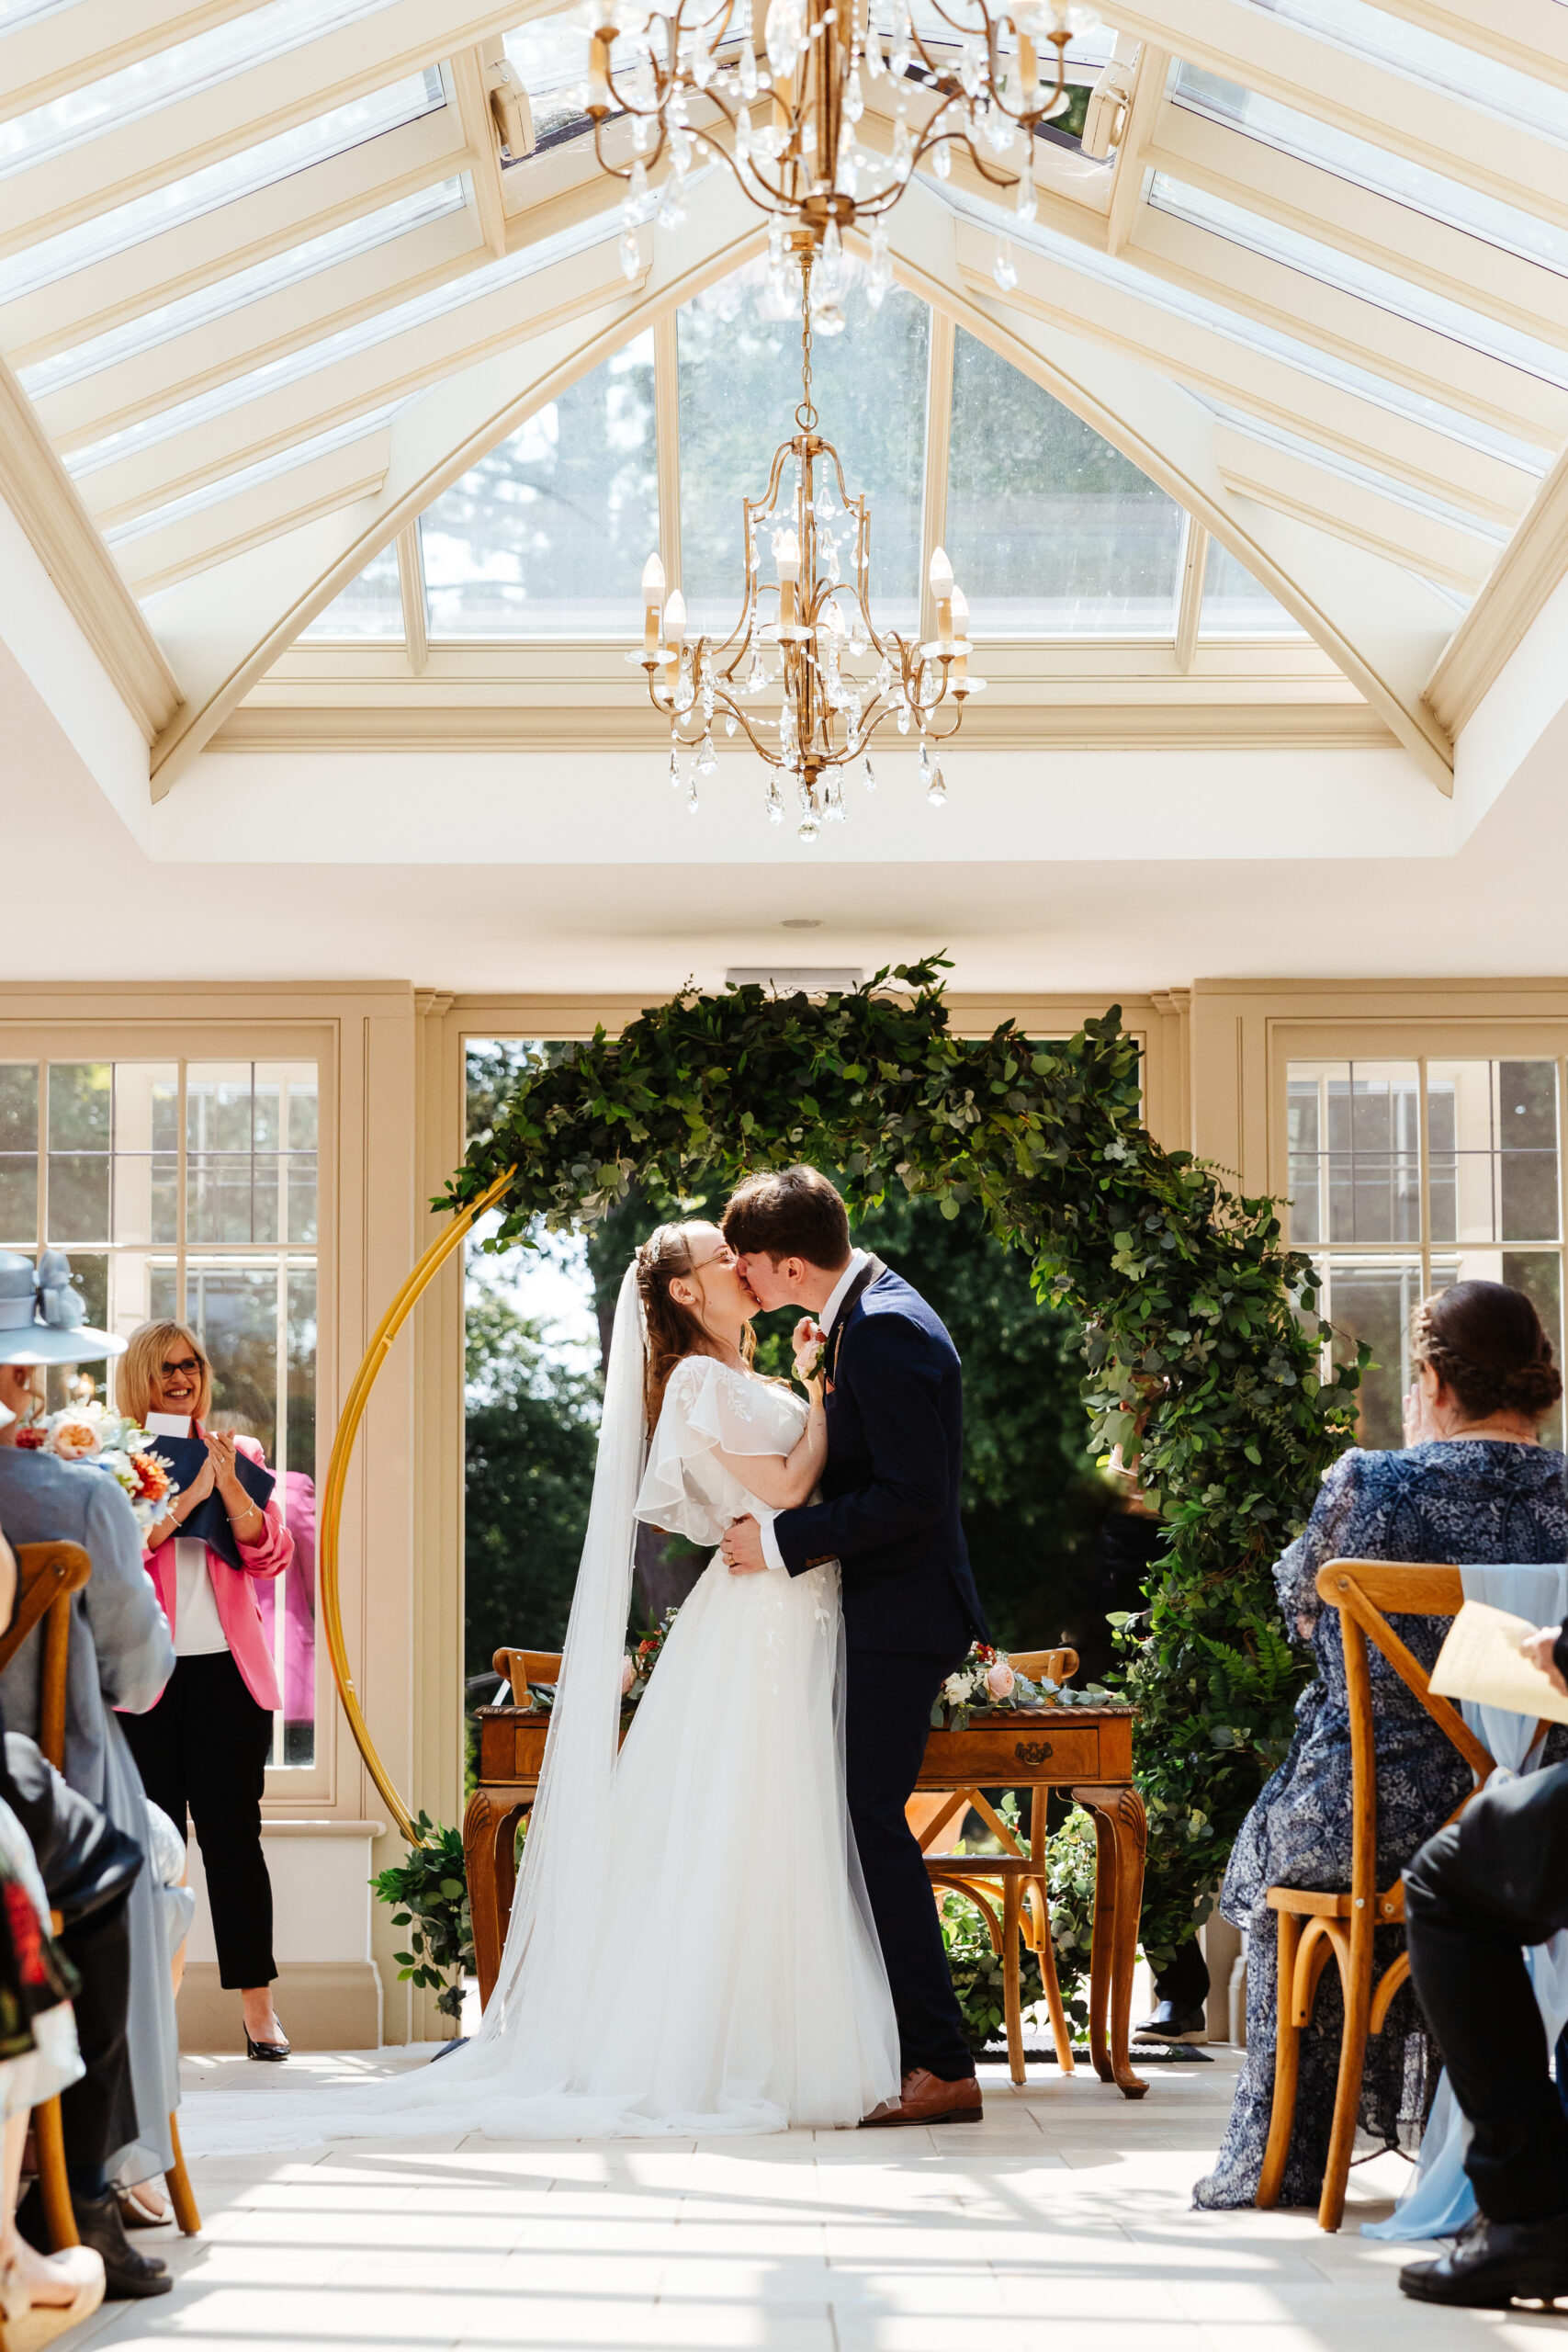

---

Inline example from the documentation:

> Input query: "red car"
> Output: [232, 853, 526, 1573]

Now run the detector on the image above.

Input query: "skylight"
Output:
[0, 0, 407, 176]
[1148, 174, 1568, 390]
[1200, 539, 1305, 636]
[0, 74, 446, 305]
[19, 180, 466, 398]
[1232, 0, 1568, 147]
[946, 327, 1184, 635]
[299, 541, 404, 639]
[1171, 67, 1568, 279]
[422, 332, 657, 638]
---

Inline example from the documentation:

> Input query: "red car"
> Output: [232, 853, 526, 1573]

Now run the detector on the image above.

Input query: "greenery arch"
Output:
[446, 960, 1365, 1967]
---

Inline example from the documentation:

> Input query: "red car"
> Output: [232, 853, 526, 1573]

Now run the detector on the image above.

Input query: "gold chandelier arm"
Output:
[319, 1165, 516, 1848]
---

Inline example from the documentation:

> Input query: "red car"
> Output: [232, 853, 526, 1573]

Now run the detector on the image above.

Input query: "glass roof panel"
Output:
[19, 178, 466, 397]
[1200, 540, 1304, 637]
[0, 0, 404, 177]
[502, 17, 592, 150]
[422, 331, 657, 638]
[0, 74, 446, 304]
[1148, 173, 1568, 389]
[300, 542, 403, 639]
[678, 257, 928, 634]
[946, 327, 1183, 634]
[1232, 0, 1568, 146]
[108, 405, 404, 551]
[0, 0, 77, 25]
[1193, 393, 1509, 548]
[1172, 66, 1568, 277]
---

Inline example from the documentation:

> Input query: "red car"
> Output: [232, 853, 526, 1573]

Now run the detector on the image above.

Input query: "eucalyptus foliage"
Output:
[447, 961, 1366, 1964]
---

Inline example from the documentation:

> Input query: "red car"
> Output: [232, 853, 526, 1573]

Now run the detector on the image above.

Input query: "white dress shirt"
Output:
[758, 1249, 869, 1572]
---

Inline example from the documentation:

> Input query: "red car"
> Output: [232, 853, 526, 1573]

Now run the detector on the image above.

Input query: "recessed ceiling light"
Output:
[781, 918, 822, 930]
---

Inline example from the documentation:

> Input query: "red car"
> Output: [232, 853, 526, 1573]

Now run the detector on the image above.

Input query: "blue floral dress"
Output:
[1194, 1438, 1568, 2211]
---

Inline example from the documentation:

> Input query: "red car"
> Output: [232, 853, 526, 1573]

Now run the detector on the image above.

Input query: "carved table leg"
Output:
[464, 1790, 528, 2012]
[1072, 1783, 1148, 2100]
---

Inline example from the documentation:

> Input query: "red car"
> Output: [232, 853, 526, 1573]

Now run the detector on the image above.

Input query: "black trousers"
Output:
[1404, 1757, 1568, 2225]
[120, 1652, 276, 1991]
[845, 1647, 974, 2082]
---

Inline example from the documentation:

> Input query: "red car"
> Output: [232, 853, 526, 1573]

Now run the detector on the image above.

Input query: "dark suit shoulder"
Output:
[847, 1272, 958, 1363]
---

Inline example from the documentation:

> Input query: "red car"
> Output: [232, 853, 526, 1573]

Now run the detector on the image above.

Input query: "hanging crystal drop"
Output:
[747, 648, 767, 695]
[725, 711, 738, 735]
[768, 211, 786, 267]
[994, 236, 1018, 292]
[1016, 153, 1037, 224]
[891, 6, 911, 74]
[874, 655, 893, 696]
[765, 0, 802, 76]
[766, 776, 784, 824]
[891, 111, 914, 179]
[825, 775, 845, 821]
[626, 157, 650, 219]
[687, 773, 701, 816]
[739, 38, 758, 96]
[669, 745, 682, 788]
[932, 139, 952, 180]
[927, 755, 947, 807]
[822, 219, 842, 277]
[863, 753, 876, 790]
[918, 739, 931, 786]
[620, 226, 640, 279]
[797, 781, 820, 842]
[736, 103, 754, 162]
[844, 66, 864, 122]
[897, 703, 910, 734]
[864, 19, 883, 74]
[657, 174, 688, 228]
[867, 220, 893, 306]
[697, 731, 717, 775]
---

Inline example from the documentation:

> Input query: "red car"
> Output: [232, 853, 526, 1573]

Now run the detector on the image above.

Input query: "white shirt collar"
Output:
[820, 1248, 870, 1337]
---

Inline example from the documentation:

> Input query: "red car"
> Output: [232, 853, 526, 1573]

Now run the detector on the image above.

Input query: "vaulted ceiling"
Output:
[5, 0, 1567, 804]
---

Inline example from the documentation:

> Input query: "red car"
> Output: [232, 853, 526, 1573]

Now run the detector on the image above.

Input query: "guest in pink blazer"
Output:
[117, 1322, 295, 2061]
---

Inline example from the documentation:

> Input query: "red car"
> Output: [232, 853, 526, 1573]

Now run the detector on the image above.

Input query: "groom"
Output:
[719, 1165, 990, 2127]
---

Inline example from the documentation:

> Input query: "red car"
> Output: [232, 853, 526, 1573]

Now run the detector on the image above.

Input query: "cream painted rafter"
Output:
[1354, 0, 1568, 91]
[0, 0, 268, 128]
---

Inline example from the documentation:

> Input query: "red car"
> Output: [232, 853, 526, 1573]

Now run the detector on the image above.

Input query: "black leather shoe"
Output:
[1400, 2211, 1568, 2308]
[22, 2187, 174, 2299]
[246, 2028, 290, 2061]
[1134, 1999, 1207, 2043]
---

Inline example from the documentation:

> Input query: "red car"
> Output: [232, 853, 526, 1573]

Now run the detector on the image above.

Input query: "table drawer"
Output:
[917, 1719, 1105, 1785]
[478, 1709, 548, 1782]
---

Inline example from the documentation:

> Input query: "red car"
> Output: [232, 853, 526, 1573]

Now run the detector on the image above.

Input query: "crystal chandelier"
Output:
[586, 0, 1101, 311]
[637, 258, 982, 839]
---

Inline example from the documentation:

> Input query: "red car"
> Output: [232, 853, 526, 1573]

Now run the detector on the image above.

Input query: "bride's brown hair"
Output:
[635, 1223, 755, 1434]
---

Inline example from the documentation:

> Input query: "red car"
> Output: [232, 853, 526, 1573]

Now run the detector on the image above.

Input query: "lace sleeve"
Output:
[634, 1357, 791, 1544]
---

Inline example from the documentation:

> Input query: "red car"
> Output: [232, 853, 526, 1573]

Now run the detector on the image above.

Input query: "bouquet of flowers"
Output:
[622, 1606, 680, 1705]
[931, 1641, 1116, 1732]
[17, 1399, 178, 1533]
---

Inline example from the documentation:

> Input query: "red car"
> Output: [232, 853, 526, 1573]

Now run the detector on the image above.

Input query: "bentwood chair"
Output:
[1257, 1561, 1532, 2233]
[909, 1646, 1080, 2086]
[0, 1544, 200, 2248]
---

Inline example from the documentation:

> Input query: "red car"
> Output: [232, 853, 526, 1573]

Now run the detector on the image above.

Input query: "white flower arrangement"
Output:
[17, 1398, 180, 1533]
[931, 1641, 1117, 1731]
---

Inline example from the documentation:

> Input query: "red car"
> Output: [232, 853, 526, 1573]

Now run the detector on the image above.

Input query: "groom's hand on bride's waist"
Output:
[722, 1516, 769, 1576]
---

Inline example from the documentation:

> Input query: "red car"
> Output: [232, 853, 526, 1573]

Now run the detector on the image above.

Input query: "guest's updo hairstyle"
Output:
[635, 1224, 755, 1435]
[1411, 1281, 1562, 1427]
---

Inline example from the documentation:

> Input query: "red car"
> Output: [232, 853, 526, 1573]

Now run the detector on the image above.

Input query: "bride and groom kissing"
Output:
[479, 1159, 994, 2139]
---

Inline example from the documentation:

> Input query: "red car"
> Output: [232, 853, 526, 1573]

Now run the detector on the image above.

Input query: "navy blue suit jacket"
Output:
[772, 1262, 988, 1656]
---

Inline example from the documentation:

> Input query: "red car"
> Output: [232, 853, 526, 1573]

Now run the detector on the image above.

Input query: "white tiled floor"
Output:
[53, 2048, 1557, 2350]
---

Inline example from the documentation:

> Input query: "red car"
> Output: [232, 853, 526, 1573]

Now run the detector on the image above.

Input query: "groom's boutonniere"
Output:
[793, 1317, 828, 1385]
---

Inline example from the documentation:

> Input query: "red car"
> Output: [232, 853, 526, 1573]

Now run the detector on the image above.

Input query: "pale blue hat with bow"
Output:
[0, 1251, 127, 1365]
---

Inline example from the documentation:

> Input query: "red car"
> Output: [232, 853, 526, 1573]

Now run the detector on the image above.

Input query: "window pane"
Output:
[299, 543, 404, 641]
[1288, 1060, 1422, 1245]
[186, 1066, 253, 1155]
[48, 1064, 110, 1150]
[186, 1261, 279, 1463]
[423, 332, 658, 638]
[0, 1067, 39, 1245]
[1427, 1059, 1560, 1246]
[1429, 1247, 1565, 1450]
[679, 261, 928, 634]
[111, 1065, 179, 1247]
[1317, 1257, 1425, 1450]
[1201, 539, 1305, 637]
[48, 1156, 109, 1244]
[946, 328, 1182, 634]
[41, 1252, 108, 1414]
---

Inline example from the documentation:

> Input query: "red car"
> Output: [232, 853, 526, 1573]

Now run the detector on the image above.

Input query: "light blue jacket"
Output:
[0, 1449, 174, 1802]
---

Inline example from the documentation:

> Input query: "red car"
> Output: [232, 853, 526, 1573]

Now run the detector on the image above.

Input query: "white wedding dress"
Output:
[178, 1265, 898, 2152]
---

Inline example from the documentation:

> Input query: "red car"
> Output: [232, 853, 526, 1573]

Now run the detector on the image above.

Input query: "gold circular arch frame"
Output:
[318, 1166, 514, 1847]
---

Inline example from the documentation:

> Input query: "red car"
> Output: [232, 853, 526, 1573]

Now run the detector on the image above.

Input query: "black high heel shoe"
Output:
[245, 2026, 290, 2061]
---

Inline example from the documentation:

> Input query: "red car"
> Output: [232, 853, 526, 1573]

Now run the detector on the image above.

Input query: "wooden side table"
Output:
[464, 1697, 1147, 2099]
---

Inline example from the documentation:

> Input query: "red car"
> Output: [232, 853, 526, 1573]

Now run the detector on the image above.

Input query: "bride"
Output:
[184, 1222, 899, 2149]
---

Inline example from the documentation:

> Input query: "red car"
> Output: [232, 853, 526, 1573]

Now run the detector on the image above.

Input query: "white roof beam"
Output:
[1105, 41, 1170, 256]
[0, 0, 264, 129]
[1214, 425, 1503, 592]
[34, 207, 485, 454]
[1356, 0, 1568, 93]
[74, 208, 642, 532]
[1147, 103, 1568, 356]
[142, 178, 765, 793]
[446, 44, 510, 259]
[908, 194, 1456, 784]
[0, 106, 473, 371]
[1123, 207, 1567, 452]
[0, 0, 561, 262]
[951, 216, 1538, 530]
[1097, 0, 1568, 232]
[113, 428, 393, 595]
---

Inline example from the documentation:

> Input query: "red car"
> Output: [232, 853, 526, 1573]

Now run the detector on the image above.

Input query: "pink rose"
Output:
[49, 1418, 100, 1462]
[985, 1661, 1015, 1700]
[620, 1657, 636, 1696]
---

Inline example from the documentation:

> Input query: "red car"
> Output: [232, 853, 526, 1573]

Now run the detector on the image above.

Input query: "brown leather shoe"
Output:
[860, 2068, 983, 2128]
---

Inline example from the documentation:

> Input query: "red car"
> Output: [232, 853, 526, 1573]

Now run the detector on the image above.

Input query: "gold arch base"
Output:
[319, 1168, 514, 1848]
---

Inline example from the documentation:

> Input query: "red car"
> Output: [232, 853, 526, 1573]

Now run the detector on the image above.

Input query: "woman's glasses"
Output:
[159, 1357, 203, 1379]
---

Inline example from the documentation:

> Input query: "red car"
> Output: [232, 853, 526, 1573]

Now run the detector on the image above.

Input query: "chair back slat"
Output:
[1316, 1562, 1495, 1785]
[491, 1647, 564, 1709]
[1009, 1647, 1078, 1687]
[4, 1544, 91, 1772]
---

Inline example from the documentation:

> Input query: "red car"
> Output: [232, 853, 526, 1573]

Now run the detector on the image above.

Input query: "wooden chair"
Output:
[493, 1649, 562, 1708]
[0, 1544, 200, 2246]
[909, 1647, 1080, 2086]
[1258, 1560, 1512, 2233]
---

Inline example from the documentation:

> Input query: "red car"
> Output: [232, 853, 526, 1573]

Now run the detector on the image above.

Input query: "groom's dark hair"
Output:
[722, 1165, 851, 1270]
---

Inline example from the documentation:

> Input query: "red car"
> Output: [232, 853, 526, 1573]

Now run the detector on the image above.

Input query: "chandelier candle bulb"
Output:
[929, 546, 955, 649]
[950, 585, 970, 686]
[641, 552, 665, 652]
[585, 32, 615, 115]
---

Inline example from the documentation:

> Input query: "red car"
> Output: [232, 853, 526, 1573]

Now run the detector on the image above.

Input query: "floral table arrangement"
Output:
[15, 1398, 179, 1533]
[932, 1641, 1115, 1731]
